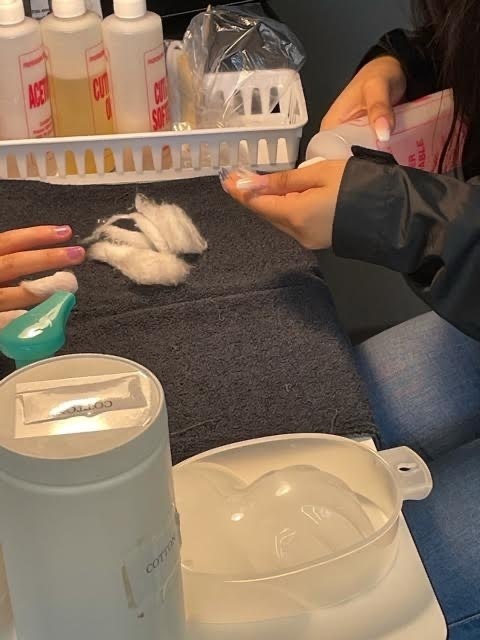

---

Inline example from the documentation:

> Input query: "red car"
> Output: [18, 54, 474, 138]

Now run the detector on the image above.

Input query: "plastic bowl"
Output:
[174, 434, 432, 624]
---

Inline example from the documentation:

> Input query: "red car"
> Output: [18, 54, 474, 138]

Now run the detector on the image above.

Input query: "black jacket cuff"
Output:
[333, 151, 406, 269]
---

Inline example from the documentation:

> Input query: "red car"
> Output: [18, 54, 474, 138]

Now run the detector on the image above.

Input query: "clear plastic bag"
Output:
[177, 4, 306, 129]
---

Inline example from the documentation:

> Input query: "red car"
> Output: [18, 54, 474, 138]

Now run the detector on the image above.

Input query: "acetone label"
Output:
[144, 46, 169, 131]
[86, 42, 113, 132]
[19, 48, 54, 138]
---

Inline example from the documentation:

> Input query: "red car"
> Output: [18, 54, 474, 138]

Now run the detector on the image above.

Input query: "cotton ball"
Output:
[130, 212, 170, 253]
[82, 213, 131, 245]
[154, 202, 208, 255]
[135, 194, 208, 255]
[88, 242, 190, 286]
[83, 213, 153, 250]
[96, 223, 153, 250]
[21, 271, 78, 297]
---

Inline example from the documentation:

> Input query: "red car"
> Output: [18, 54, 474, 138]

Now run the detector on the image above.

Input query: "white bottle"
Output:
[306, 90, 460, 174]
[41, 0, 114, 139]
[102, 0, 169, 133]
[0, 0, 54, 140]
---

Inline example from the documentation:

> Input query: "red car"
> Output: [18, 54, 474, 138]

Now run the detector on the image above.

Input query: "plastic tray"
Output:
[0, 69, 307, 185]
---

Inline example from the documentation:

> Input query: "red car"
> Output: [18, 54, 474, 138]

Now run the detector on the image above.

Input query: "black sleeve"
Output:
[359, 28, 444, 101]
[332, 147, 480, 341]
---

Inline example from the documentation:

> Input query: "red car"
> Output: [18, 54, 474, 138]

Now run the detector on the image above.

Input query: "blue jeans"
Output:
[356, 313, 480, 640]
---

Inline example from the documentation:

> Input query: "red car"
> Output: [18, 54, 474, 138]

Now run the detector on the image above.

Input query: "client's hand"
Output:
[0, 226, 85, 311]
[224, 161, 348, 250]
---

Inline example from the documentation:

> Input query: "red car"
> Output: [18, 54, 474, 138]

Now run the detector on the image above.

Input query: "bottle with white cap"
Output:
[102, 0, 169, 133]
[0, 0, 54, 140]
[41, 0, 114, 171]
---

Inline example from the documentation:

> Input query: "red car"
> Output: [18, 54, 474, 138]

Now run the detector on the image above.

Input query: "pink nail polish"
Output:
[66, 246, 85, 262]
[374, 117, 391, 142]
[55, 225, 71, 238]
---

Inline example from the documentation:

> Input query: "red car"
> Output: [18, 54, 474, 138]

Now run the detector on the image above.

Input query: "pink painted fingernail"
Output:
[55, 225, 71, 238]
[66, 246, 85, 262]
[374, 117, 391, 142]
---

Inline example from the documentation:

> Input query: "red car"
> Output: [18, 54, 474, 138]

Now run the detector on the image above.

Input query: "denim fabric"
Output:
[357, 313, 480, 639]
[357, 313, 480, 461]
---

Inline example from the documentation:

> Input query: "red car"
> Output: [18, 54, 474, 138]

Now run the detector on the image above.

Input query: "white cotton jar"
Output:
[0, 354, 185, 640]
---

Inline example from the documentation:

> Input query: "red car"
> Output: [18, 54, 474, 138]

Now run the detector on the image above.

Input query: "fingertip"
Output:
[66, 246, 86, 264]
[374, 116, 392, 142]
[53, 225, 72, 240]
[221, 169, 270, 196]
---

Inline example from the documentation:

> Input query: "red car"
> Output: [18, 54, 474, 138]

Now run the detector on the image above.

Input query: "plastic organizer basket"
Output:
[0, 69, 307, 184]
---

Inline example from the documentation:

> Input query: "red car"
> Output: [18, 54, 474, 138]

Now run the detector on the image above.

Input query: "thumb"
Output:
[363, 78, 396, 142]
[232, 165, 327, 197]
[321, 80, 367, 131]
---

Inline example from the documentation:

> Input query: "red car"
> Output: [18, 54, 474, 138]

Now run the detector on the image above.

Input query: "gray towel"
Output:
[0, 177, 377, 461]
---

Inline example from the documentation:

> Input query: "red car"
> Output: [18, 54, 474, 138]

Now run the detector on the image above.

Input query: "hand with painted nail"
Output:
[223, 161, 348, 250]
[321, 56, 406, 142]
[0, 226, 85, 312]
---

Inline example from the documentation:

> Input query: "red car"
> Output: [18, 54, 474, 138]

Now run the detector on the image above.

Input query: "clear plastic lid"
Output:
[0, 354, 165, 486]
[15, 371, 151, 439]
[176, 462, 376, 578]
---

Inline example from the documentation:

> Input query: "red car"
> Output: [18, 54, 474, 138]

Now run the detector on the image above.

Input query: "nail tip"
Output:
[67, 246, 86, 262]
[236, 178, 255, 191]
[55, 225, 72, 238]
[374, 117, 392, 143]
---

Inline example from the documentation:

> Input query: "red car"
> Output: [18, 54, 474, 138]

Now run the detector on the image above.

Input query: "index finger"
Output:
[363, 77, 395, 138]
[224, 165, 327, 199]
[0, 226, 72, 257]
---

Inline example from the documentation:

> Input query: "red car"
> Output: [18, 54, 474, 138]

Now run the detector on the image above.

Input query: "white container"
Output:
[0, 354, 185, 640]
[174, 434, 432, 625]
[103, 0, 168, 134]
[307, 90, 459, 173]
[41, 0, 114, 142]
[0, 0, 53, 140]
[0, 66, 307, 182]
[0, 552, 13, 640]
